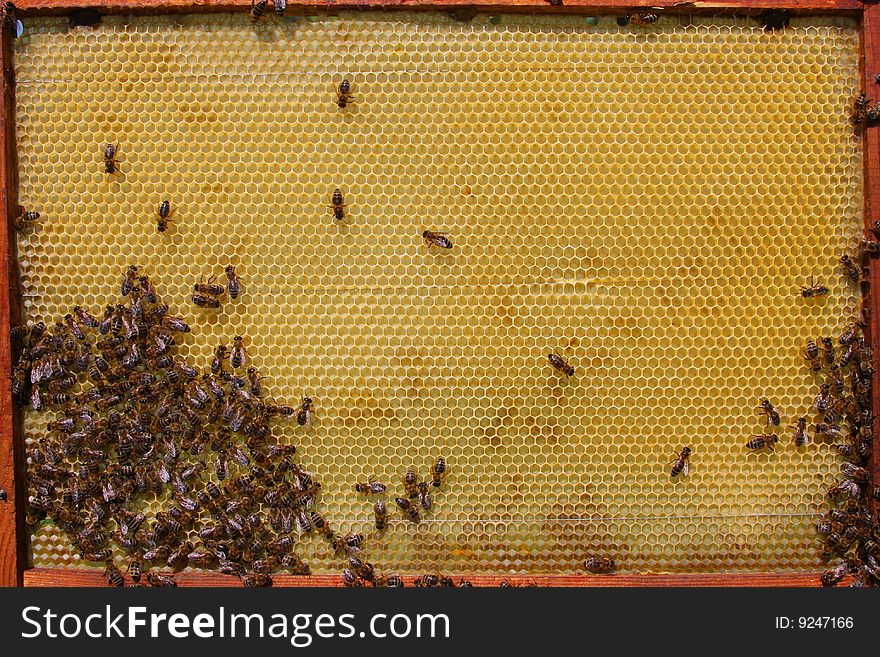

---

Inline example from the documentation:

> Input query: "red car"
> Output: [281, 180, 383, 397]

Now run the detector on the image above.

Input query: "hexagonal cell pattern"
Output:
[15, 12, 862, 575]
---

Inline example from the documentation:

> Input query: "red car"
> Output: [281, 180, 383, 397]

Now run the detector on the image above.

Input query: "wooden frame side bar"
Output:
[24, 568, 842, 587]
[9, 0, 866, 17]
[0, 20, 24, 588]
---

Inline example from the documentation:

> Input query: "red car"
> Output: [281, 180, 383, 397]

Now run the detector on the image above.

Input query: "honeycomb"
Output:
[13, 12, 863, 575]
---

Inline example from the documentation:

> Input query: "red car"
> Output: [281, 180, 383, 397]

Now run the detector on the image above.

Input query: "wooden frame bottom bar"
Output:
[24, 568, 842, 587]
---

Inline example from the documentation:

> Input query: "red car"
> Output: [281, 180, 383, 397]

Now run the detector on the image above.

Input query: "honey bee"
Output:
[814, 422, 844, 441]
[273, 0, 286, 15]
[104, 561, 125, 587]
[859, 237, 880, 258]
[374, 500, 387, 531]
[669, 446, 691, 477]
[13, 208, 40, 231]
[799, 277, 830, 298]
[211, 345, 228, 375]
[545, 352, 576, 380]
[145, 572, 177, 587]
[225, 265, 240, 299]
[192, 293, 221, 309]
[821, 561, 848, 587]
[156, 200, 174, 232]
[249, 0, 267, 22]
[2, 2, 16, 29]
[395, 496, 421, 523]
[194, 275, 225, 297]
[757, 399, 780, 426]
[621, 12, 659, 26]
[247, 367, 263, 396]
[329, 188, 346, 221]
[584, 557, 616, 574]
[422, 230, 453, 249]
[839, 254, 862, 285]
[814, 383, 832, 414]
[73, 305, 99, 329]
[343, 569, 365, 587]
[355, 480, 386, 495]
[802, 340, 822, 372]
[121, 265, 139, 297]
[746, 433, 778, 452]
[432, 456, 446, 487]
[231, 336, 246, 368]
[336, 79, 354, 108]
[103, 142, 120, 174]
[296, 396, 313, 426]
[375, 573, 404, 587]
[791, 417, 809, 447]
[417, 481, 432, 510]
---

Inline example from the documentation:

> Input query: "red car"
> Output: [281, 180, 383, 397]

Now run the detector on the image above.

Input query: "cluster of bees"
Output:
[16, 266, 340, 587]
[192, 264, 241, 310]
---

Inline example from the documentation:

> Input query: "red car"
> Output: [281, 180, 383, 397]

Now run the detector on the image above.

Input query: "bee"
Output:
[791, 417, 809, 447]
[104, 561, 125, 587]
[103, 142, 120, 174]
[821, 561, 848, 587]
[146, 572, 177, 587]
[802, 340, 822, 372]
[211, 345, 228, 374]
[355, 480, 386, 495]
[827, 365, 845, 396]
[395, 496, 421, 523]
[73, 305, 99, 329]
[2, 2, 16, 29]
[799, 276, 830, 298]
[422, 230, 453, 249]
[759, 399, 781, 426]
[336, 79, 354, 109]
[273, 0, 286, 15]
[814, 422, 844, 441]
[859, 238, 880, 258]
[127, 560, 142, 584]
[167, 541, 193, 570]
[417, 481, 432, 511]
[249, 0, 267, 22]
[414, 574, 441, 587]
[746, 433, 778, 452]
[231, 336, 246, 368]
[839, 254, 863, 285]
[192, 293, 221, 309]
[225, 265, 240, 299]
[547, 352, 575, 377]
[621, 12, 659, 26]
[432, 456, 446, 487]
[375, 573, 404, 587]
[814, 383, 832, 414]
[296, 396, 313, 426]
[584, 557, 616, 574]
[194, 275, 225, 297]
[329, 188, 346, 221]
[818, 337, 836, 368]
[374, 500, 387, 531]
[247, 367, 263, 397]
[13, 208, 40, 231]
[669, 446, 691, 477]
[402, 468, 420, 498]
[349, 555, 375, 582]
[343, 569, 365, 587]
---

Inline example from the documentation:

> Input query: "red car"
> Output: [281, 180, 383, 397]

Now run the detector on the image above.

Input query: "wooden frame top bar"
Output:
[8, 0, 867, 17]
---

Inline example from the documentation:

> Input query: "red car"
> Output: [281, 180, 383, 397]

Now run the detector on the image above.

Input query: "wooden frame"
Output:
[1, 0, 877, 588]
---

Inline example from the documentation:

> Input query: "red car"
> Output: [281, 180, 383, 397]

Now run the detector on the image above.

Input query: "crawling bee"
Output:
[192, 293, 221, 309]
[103, 142, 120, 174]
[839, 254, 863, 285]
[403, 467, 420, 498]
[792, 417, 809, 447]
[121, 265, 139, 296]
[297, 396, 313, 426]
[859, 238, 880, 258]
[417, 481, 432, 510]
[423, 230, 453, 249]
[194, 275, 225, 297]
[104, 561, 125, 587]
[329, 188, 346, 221]
[249, 0, 267, 22]
[814, 383, 832, 414]
[821, 561, 848, 587]
[355, 480, 386, 495]
[146, 572, 177, 587]
[747, 433, 778, 452]
[395, 496, 421, 523]
[803, 340, 822, 372]
[759, 399, 781, 426]
[620, 12, 659, 26]
[231, 336, 246, 368]
[336, 79, 354, 108]
[13, 208, 40, 231]
[852, 93, 880, 126]
[273, 0, 286, 15]
[156, 200, 174, 232]
[2, 2, 16, 29]
[241, 573, 273, 587]
[548, 351, 575, 377]
[669, 446, 691, 477]
[799, 276, 830, 298]
[225, 265, 241, 299]
[584, 557, 615, 574]
[374, 500, 387, 531]
[432, 456, 446, 488]
[211, 344, 228, 374]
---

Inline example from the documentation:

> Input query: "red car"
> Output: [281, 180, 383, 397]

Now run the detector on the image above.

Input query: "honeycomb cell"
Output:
[14, 12, 863, 575]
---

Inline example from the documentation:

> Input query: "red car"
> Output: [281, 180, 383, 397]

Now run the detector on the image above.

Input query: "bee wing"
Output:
[682, 460, 690, 477]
